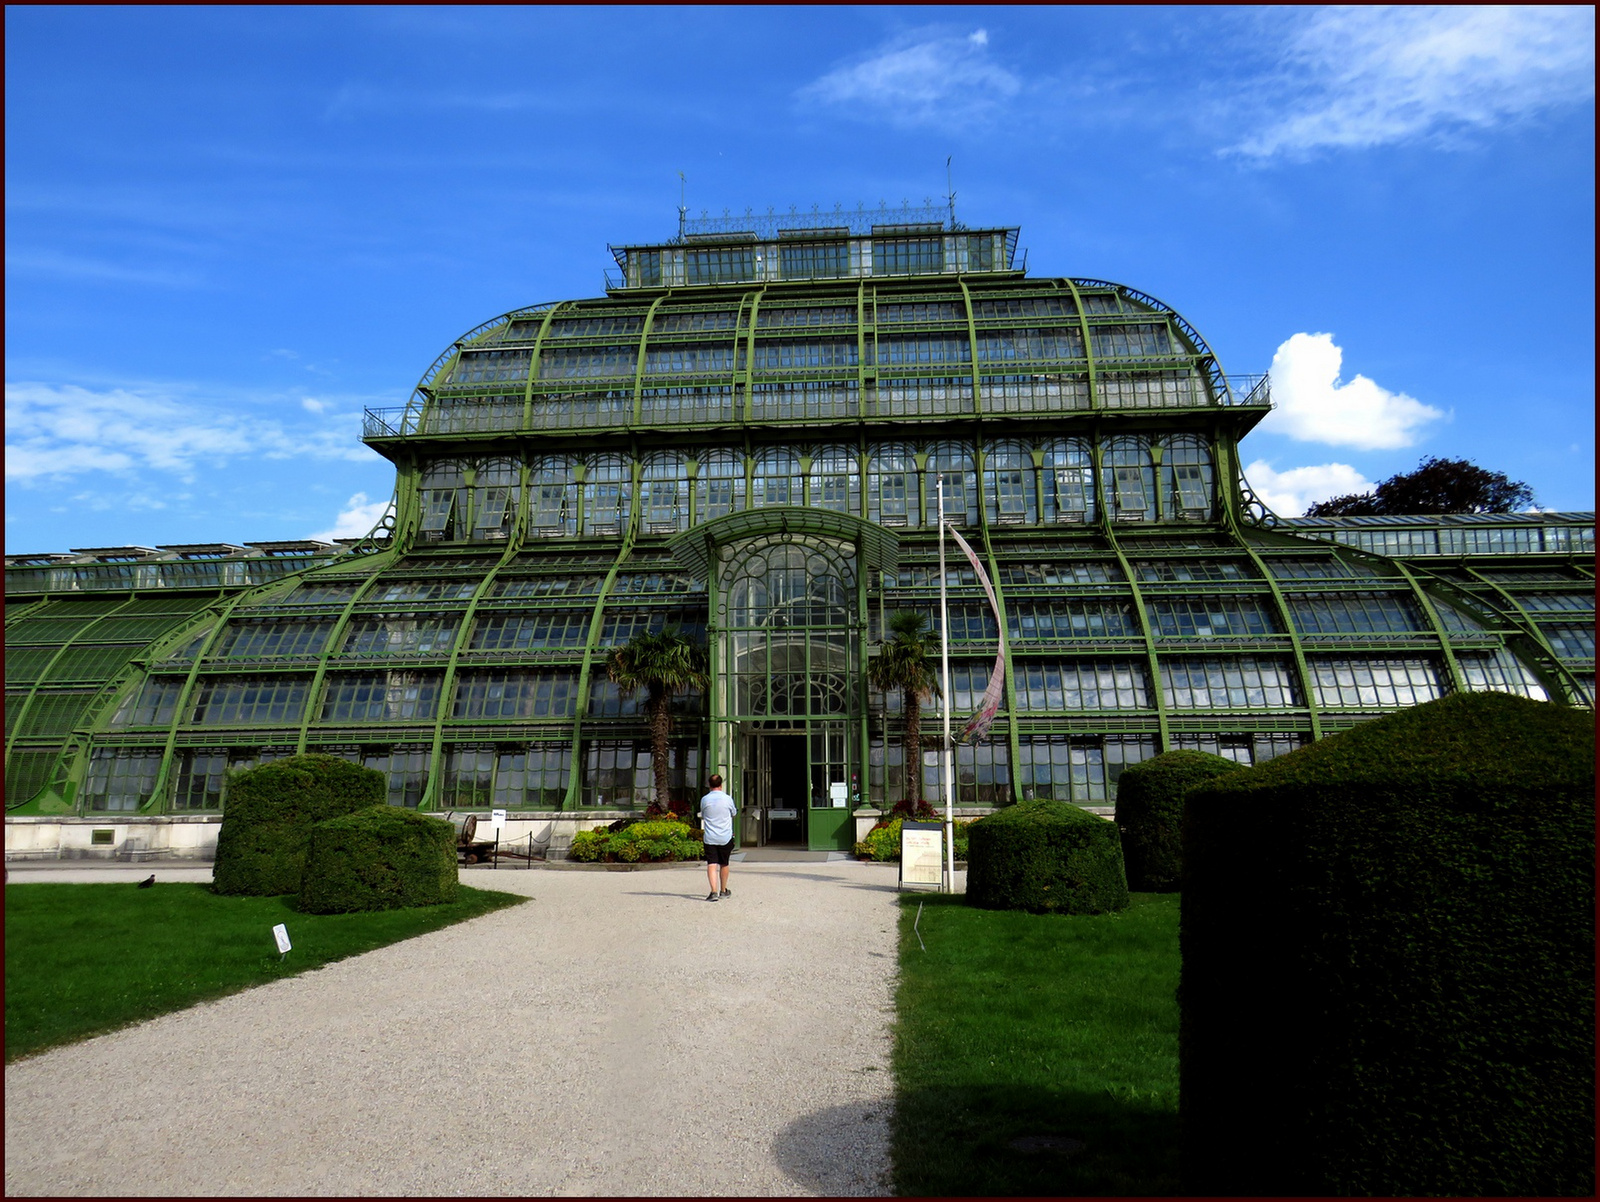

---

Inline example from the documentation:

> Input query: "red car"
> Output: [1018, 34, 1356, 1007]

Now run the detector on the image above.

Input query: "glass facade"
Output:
[5, 212, 1592, 838]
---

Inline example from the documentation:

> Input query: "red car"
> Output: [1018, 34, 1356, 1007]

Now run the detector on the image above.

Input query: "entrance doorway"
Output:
[744, 733, 808, 846]
[737, 727, 854, 851]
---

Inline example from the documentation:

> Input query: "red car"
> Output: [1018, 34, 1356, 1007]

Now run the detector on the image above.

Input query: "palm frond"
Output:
[605, 627, 709, 697]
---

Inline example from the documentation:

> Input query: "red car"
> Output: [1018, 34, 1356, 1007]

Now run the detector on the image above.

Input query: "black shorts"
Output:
[704, 839, 734, 866]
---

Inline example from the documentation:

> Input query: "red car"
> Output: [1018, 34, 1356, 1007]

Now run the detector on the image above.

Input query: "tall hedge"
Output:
[966, 798, 1128, 914]
[1179, 692, 1594, 1197]
[299, 805, 458, 913]
[1114, 750, 1242, 891]
[212, 755, 387, 896]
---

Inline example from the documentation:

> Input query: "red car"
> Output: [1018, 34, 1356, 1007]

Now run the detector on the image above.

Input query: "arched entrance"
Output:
[721, 534, 855, 849]
[669, 505, 900, 851]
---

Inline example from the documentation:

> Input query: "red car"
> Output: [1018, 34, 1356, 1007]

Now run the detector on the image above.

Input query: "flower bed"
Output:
[855, 817, 972, 862]
[566, 819, 703, 864]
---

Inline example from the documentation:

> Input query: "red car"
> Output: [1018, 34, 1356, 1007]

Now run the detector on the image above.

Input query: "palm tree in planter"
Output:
[868, 610, 943, 818]
[605, 628, 709, 817]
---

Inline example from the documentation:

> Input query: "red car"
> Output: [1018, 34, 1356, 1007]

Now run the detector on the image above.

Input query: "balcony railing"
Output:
[362, 373, 1273, 441]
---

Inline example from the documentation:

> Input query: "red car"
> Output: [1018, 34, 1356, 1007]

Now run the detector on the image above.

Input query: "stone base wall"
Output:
[5, 815, 224, 861]
[4, 811, 642, 863]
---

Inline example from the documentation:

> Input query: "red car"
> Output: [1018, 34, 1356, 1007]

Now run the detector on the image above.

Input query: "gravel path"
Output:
[5, 861, 904, 1196]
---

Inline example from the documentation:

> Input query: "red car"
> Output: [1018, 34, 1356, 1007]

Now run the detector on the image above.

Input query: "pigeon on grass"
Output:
[137, 874, 156, 888]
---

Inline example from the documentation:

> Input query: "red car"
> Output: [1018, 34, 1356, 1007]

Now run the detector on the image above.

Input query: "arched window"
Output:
[723, 536, 855, 718]
[983, 440, 1036, 526]
[807, 445, 860, 514]
[528, 454, 579, 537]
[639, 450, 689, 534]
[583, 454, 633, 536]
[1101, 436, 1156, 523]
[867, 443, 918, 528]
[1041, 438, 1096, 524]
[471, 458, 520, 541]
[925, 441, 978, 527]
[1158, 435, 1215, 521]
[750, 447, 802, 509]
[419, 458, 471, 541]
[694, 448, 746, 523]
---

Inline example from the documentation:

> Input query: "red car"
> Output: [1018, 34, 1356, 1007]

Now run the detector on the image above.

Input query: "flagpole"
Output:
[937, 479, 955, 895]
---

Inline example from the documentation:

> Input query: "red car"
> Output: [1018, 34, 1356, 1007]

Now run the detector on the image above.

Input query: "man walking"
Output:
[700, 773, 736, 902]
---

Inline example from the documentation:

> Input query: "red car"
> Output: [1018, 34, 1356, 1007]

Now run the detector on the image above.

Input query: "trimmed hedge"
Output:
[1179, 692, 1595, 1197]
[965, 799, 1129, 914]
[299, 805, 458, 914]
[212, 755, 386, 896]
[1114, 751, 1242, 891]
[567, 819, 703, 864]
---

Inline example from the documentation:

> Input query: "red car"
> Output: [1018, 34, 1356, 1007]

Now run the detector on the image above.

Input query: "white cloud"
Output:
[4, 250, 204, 288]
[4, 380, 373, 484]
[1242, 459, 1375, 517]
[1261, 332, 1444, 450]
[301, 397, 326, 413]
[797, 27, 1021, 125]
[1234, 6, 1595, 157]
[308, 491, 391, 542]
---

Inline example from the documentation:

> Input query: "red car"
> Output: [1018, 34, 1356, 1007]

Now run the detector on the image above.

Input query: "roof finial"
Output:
[946, 156, 957, 229]
[677, 171, 687, 240]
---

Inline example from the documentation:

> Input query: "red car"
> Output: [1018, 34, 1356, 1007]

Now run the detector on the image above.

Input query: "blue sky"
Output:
[6, 6, 1594, 552]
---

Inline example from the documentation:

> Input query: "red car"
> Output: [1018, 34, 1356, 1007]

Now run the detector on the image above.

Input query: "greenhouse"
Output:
[5, 204, 1594, 857]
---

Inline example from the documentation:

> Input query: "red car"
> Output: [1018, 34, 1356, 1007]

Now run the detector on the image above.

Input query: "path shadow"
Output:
[771, 1099, 893, 1197]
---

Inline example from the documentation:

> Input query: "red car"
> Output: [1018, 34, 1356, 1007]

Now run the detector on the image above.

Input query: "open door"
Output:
[806, 724, 853, 852]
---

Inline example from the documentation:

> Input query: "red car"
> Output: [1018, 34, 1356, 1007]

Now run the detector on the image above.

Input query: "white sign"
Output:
[829, 782, 848, 807]
[489, 809, 507, 829]
[272, 923, 291, 955]
[900, 824, 943, 886]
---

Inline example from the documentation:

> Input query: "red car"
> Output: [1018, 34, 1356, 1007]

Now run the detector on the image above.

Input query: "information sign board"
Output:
[489, 809, 507, 829]
[829, 782, 848, 807]
[272, 923, 291, 955]
[900, 821, 943, 888]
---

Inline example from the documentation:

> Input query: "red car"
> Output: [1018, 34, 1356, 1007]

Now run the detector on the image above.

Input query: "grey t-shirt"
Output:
[699, 789, 736, 845]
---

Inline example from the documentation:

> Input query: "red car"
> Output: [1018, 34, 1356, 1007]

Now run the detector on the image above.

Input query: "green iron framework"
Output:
[6, 209, 1595, 843]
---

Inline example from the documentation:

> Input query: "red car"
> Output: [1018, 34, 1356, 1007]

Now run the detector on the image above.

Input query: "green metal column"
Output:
[1228, 533, 1325, 742]
[1103, 528, 1171, 752]
[958, 277, 982, 417]
[290, 546, 410, 755]
[414, 540, 522, 811]
[1063, 279, 1099, 411]
[562, 469, 641, 809]
[633, 294, 671, 427]
[518, 303, 564, 430]
[1393, 560, 1467, 694]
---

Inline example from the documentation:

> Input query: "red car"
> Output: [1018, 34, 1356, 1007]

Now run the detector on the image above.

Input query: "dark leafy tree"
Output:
[605, 628, 708, 815]
[867, 610, 942, 817]
[1305, 456, 1535, 517]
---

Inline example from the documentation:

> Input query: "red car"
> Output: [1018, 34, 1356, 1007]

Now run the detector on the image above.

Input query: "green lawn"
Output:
[892, 891, 1180, 1196]
[4, 882, 526, 1062]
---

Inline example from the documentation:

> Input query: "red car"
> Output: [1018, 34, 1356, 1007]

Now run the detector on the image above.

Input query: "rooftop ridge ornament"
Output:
[678, 200, 955, 240]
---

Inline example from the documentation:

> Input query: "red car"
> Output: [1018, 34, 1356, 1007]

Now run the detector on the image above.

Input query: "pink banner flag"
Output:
[944, 524, 1008, 744]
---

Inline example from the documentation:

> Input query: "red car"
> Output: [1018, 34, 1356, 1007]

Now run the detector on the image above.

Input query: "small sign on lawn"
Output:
[271, 923, 291, 956]
[900, 821, 943, 890]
